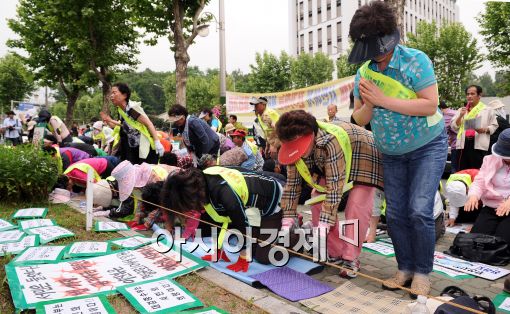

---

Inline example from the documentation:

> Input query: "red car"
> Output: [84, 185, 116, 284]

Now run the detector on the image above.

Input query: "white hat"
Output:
[92, 179, 113, 207]
[93, 121, 103, 131]
[445, 180, 467, 208]
[488, 99, 505, 110]
[198, 111, 207, 119]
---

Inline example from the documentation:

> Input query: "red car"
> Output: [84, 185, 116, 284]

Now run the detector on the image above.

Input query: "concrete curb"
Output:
[67, 198, 307, 314]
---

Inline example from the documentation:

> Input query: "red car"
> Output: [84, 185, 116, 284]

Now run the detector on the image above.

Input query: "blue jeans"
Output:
[383, 131, 447, 274]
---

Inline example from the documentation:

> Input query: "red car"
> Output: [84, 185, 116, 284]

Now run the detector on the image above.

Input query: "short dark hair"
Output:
[229, 114, 237, 121]
[439, 100, 448, 109]
[141, 182, 164, 213]
[44, 133, 58, 143]
[113, 82, 131, 101]
[275, 110, 318, 142]
[465, 85, 483, 95]
[160, 152, 178, 166]
[201, 108, 212, 116]
[349, 2, 397, 40]
[161, 168, 207, 214]
[6, 110, 15, 115]
[168, 104, 188, 117]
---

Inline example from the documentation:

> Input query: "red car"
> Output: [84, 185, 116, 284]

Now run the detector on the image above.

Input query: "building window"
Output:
[309, 31, 313, 52]
[327, 25, 332, 54]
[317, 0, 322, 22]
[300, 34, 304, 54]
[318, 28, 322, 50]
[326, 0, 331, 19]
[358, 0, 361, 7]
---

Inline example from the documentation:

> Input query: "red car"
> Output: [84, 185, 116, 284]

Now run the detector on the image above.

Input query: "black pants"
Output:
[457, 138, 488, 170]
[471, 206, 510, 244]
[455, 206, 480, 223]
[6, 137, 20, 146]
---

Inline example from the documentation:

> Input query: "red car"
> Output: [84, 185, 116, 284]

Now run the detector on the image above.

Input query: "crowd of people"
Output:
[2, 1, 510, 301]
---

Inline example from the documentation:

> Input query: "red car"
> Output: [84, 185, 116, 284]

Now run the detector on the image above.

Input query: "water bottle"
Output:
[410, 295, 430, 314]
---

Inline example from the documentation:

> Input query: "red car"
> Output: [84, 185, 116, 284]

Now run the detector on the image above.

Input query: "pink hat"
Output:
[111, 161, 136, 201]
[111, 161, 155, 201]
[135, 163, 154, 187]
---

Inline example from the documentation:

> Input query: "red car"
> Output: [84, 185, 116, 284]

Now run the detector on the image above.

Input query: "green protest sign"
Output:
[25, 226, 75, 244]
[19, 219, 57, 231]
[95, 221, 129, 232]
[12, 246, 67, 265]
[5, 242, 207, 310]
[35, 295, 117, 314]
[0, 218, 16, 231]
[0, 235, 40, 257]
[109, 236, 156, 250]
[118, 276, 202, 313]
[64, 242, 112, 258]
[0, 229, 25, 244]
[11, 208, 48, 220]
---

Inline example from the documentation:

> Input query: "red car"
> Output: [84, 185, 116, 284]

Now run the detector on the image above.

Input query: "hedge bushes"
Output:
[0, 144, 58, 202]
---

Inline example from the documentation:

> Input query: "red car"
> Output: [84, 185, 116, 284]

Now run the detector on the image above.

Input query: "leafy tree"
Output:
[229, 69, 252, 93]
[336, 53, 358, 79]
[384, 0, 405, 40]
[407, 21, 483, 107]
[291, 52, 334, 89]
[0, 54, 34, 113]
[495, 71, 510, 97]
[129, 0, 211, 107]
[117, 69, 171, 114]
[478, 2, 510, 71]
[8, 0, 93, 123]
[248, 51, 292, 93]
[52, 0, 140, 111]
[471, 72, 497, 97]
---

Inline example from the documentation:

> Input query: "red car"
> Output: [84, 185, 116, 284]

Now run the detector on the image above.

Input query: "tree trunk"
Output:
[65, 89, 80, 125]
[385, 0, 406, 42]
[174, 48, 190, 107]
[102, 79, 111, 115]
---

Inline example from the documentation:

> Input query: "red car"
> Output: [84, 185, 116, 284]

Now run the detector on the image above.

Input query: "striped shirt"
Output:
[281, 122, 384, 225]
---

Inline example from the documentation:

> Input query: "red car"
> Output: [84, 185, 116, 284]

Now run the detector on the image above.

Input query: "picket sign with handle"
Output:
[86, 168, 94, 231]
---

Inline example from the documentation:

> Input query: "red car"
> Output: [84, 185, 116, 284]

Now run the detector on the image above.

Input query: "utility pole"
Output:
[219, 0, 226, 105]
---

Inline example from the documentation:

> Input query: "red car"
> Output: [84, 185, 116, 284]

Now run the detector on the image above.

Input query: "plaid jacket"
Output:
[281, 122, 384, 225]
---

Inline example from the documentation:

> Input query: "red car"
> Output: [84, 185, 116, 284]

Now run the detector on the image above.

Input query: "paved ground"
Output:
[69, 197, 508, 313]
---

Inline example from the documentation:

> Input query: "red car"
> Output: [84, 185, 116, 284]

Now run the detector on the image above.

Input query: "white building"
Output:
[288, 0, 459, 60]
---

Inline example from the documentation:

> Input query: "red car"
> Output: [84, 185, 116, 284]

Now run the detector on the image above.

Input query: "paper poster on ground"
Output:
[0, 235, 39, 256]
[109, 236, 156, 249]
[0, 229, 25, 244]
[35, 295, 117, 314]
[65, 242, 110, 258]
[432, 264, 474, 279]
[25, 226, 74, 244]
[0, 218, 16, 231]
[6, 242, 207, 309]
[362, 241, 395, 257]
[493, 293, 510, 313]
[434, 251, 510, 280]
[19, 219, 56, 231]
[118, 277, 202, 313]
[181, 306, 229, 314]
[12, 208, 48, 220]
[12, 246, 67, 264]
[95, 221, 129, 232]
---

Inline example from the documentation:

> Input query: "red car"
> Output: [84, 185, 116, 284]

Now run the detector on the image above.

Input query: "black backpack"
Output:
[434, 286, 495, 314]
[446, 232, 510, 266]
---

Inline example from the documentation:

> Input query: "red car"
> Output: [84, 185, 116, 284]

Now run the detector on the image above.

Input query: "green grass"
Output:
[0, 202, 265, 314]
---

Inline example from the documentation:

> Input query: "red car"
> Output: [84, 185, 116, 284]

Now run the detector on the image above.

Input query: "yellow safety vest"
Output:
[216, 118, 223, 133]
[63, 163, 101, 183]
[93, 130, 106, 142]
[359, 61, 443, 128]
[111, 126, 121, 149]
[117, 108, 155, 149]
[52, 144, 63, 175]
[447, 173, 472, 187]
[47, 116, 64, 134]
[457, 102, 486, 139]
[247, 140, 259, 156]
[257, 108, 280, 136]
[295, 121, 354, 202]
[203, 167, 249, 249]
[152, 165, 169, 181]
